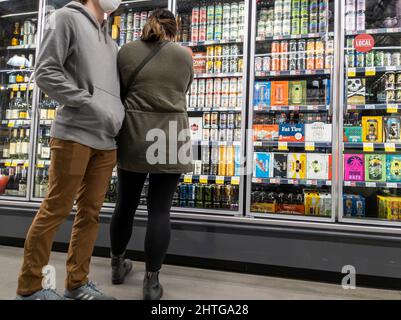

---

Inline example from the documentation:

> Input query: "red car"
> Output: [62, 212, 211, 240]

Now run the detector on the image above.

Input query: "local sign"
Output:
[354, 34, 375, 53]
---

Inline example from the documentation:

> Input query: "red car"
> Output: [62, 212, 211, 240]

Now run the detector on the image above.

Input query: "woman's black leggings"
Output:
[110, 169, 180, 272]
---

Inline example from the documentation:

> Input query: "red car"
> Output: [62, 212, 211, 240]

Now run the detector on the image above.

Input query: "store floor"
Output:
[0, 245, 400, 300]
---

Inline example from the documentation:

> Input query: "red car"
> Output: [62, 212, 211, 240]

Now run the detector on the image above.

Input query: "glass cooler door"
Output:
[172, 0, 249, 216]
[339, 0, 401, 225]
[247, 0, 338, 221]
[0, 0, 40, 200]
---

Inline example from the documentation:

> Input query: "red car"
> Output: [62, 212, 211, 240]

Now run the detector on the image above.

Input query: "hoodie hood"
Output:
[64, 1, 109, 43]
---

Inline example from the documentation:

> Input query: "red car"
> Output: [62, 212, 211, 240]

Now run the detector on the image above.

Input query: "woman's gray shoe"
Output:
[111, 252, 133, 285]
[15, 289, 65, 300]
[143, 272, 163, 300]
[64, 281, 116, 300]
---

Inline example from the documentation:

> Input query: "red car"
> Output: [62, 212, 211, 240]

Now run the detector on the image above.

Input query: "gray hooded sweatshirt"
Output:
[35, 1, 125, 150]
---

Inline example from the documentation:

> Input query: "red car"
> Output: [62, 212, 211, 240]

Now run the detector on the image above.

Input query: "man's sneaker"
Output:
[64, 281, 116, 300]
[15, 289, 65, 300]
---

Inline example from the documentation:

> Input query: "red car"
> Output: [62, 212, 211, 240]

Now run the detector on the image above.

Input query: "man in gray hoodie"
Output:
[16, 0, 127, 300]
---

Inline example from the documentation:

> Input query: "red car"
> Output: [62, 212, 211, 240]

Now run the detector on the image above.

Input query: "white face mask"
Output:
[98, 0, 121, 13]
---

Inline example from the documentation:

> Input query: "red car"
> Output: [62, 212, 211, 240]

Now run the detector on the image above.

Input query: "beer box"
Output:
[278, 124, 305, 142]
[306, 153, 332, 180]
[253, 152, 272, 178]
[304, 191, 332, 217]
[344, 154, 364, 181]
[287, 153, 307, 179]
[305, 122, 332, 143]
[253, 81, 271, 110]
[253, 124, 279, 141]
[193, 52, 207, 74]
[384, 116, 401, 143]
[188, 117, 203, 141]
[271, 81, 289, 106]
[251, 201, 277, 214]
[378, 195, 401, 220]
[277, 202, 305, 215]
[386, 154, 401, 182]
[234, 145, 241, 176]
[343, 194, 366, 217]
[272, 153, 288, 178]
[289, 80, 307, 105]
[324, 79, 331, 107]
[362, 116, 383, 143]
[364, 154, 386, 182]
[347, 78, 366, 105]
[343, 126, 362, 142]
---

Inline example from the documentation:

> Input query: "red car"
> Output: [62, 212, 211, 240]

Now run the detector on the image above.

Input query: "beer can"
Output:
[306, 39, 315, 54]
[213, 78, 222, 94]
[234, 113, 242, 128]
[282, 19, 291, 36]
[133, 12, 140, 29]
[222, 45, 230, 57]
[215, 3, 223, 23]
[309, 16, 318, 33]
[210, 128, 219, 141]
[126, 10, 133, 30]
[120, 13, 127, 30]
[230, 22, 239, 40]
[219, 129, 227, 142]
[207, 24, 214, 41]
[133, 29, 141, 41]
[222, 78, 230, 93]
[265, 20, 274, 37]
[297, 53, 306, 70]
[207, 5, 215, 24]
[375, 51, 384, 67]
[291, 17, 300, 34]
[226, 129, 234, 142]
[262, 56, 271, 71]
[229, 78, 238, 94]
[27, 34, 35, 46]
[214, 23, 222, 40]
[238, 58, 244, 72]
[222, 57, 230, 73]
[205, 93, 214, 108]
[119, 31, 126, 46]
[386, 72, 396, 89]
[230, 44, 239, 57]
[271, 55, 280, 71]
[384, 52, 392, 67]
[203, 128, 210, 141]
[234, 128, 241, 141]
[213, 92, 221, 108]
[223, 3, 231, 23]
[207, 46, 214, 61]
[222, 22, 230, 40]
[289, 53, 298, 70]
[315, 54, 324, 69]
[273, 20, 283, 36]
[230, 2, 239, 24]
[23, 20, 31, 36]
[310, 0, 319, 15]
[396, 72, 401, 88]
[199, 24, 207, 41]
[206, 78, 214, 94]
[387, 89, 396, 103]
[192, 6, 200, 25]
[219, 112, 227, 129]
[191, 25, 199, 42]
[272, 41, 281, 53]
[319, 16, 328, 33]
[396, 89, 401, 102]
[227, 112, 235, 129]
[356, 52, 365, 67]
[198, 79, 206, 94]
[300, 0, 309, 15]
[199, 5, 207, 24]
[289, 40, 298, 52]
[346, 52, 355, 68]
[280, 40, 289, 53]
[194, 160, 202, 175]
[229, 93, 238, 108]
[325, 54, 334, 69]
[315, 40, 324, 53]
[357, 0, 366, 11]
[392, 52, 401, 66]
[356, 11, 365, 31]
[189, 93, 198, 108]
[210, 146, 219, 175]
[229, 57, 238, 73]
[365, 51, 374, 67]
[298, 39, 306, 52]
[222, 93, 230, 108]
[211, 112, 219, 129]
[215, 44, 223, 58]
[187, 184, 195, 201]
[201, 146, 210, 174]
[306, 54, 315, 69]
[198, 93, 205, 108]
[345, 12, 356, 31]
[203, 112, 211, 129]
[126, 31, 133, 43]
[300, 16, 309, 34]
[280, 54, 288, 71]
[326, 39, 334, 54]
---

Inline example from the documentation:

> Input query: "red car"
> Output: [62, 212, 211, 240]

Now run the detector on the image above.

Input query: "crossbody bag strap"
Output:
[122, 40, 169, 102]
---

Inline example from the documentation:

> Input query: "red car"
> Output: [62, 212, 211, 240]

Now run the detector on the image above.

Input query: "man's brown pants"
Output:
[17, 138, 116, 296]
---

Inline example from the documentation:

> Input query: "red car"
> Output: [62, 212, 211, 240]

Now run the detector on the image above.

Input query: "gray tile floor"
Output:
[0, 245, 400, 300]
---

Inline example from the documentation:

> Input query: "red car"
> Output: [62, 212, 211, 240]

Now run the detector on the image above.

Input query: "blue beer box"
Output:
[278, 124, 305, 142]
[253, 152, 272, 178]
[253, 81, 271, 110]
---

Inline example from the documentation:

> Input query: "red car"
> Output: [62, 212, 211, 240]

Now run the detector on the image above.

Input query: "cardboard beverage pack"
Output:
[271, 81, 289, 106]
[362, 116, 383, 143]
[305, 122, 332, 142]
[384, 116, 401, 142]
[343, 126, 362, 142]
[306, 153, 331, 180]
[364, 154, 386, 182]
[253, 152, 272, 178]
[253, 124, 279, 141]
[272, 153, 288, 178]
[278, 124, 305, 142]
[287, 153, 307, 179]
[344, 154, 364, 181]
[289, 80, 307, 105]
[386, 154, 401, 182]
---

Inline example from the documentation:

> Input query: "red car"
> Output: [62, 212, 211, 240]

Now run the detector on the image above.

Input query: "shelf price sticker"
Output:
[365, 182, 376, 188]
[231, 176, 240, 185]
[215, 176, 225, 184]
[363, 142, 374, 152]
[278, 142, 288, 150]
[305, 142, 315, 151]
[7, 121, 15, 128]
[387, 104, 398, 113]
[12, 84, 19, 92]
[4, 162, 11, 167]
[183, 175, 192, 183]
[385, 143, 396, 152]
[270, 178, 280, 184]
[347, 68, 356, 77]
[20, 84, 27, 92]
[199, 175, 208, 184]
[386, 183, 398, 189]
[24, 162, 29, 168]
[365, 67, 376, 76]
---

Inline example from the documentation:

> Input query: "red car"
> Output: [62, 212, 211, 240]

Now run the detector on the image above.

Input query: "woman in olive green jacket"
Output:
[109, 9, 194, 300]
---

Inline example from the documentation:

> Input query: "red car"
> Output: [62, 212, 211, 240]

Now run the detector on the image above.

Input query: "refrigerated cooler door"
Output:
[0, 0, 40, 200]
[247, 0, 337, 222]
[339, 0, 401, 226]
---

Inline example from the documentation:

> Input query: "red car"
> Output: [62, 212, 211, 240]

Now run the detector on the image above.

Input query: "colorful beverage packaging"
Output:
[364, 154, 386, 182]
[304, 190, 332, 216]
[386, 154, 401, 182]
[278, 124, 305, 142]
[378, 195, 401, 220]
[384, 116, 401, 142]
[344, 154, 364, 181]
[362, 116, 383, 143]
[306, 153, 332, 180]
[343, 194, 365, 217]
[254, 152, 273, 178]
[287, 153, 307, 179]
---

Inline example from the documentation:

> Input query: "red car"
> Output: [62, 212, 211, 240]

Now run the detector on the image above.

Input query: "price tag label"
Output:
[7, 121, 15, 128]
[363, 142, 374, 152]
[183, 175, 192, 183]
[306, 180, 313, 185]
[20, 84, 27, 92]
[29, 84, 34, 90]
[387, 104, 398, 113]
[12, 84, 19, 92]
[199, 175, 208, 184]
[305, 142, 315, 151]
[4, 162, 11, 167]
[219, 141, 227, 146]
[365, 67, 376, 76]
[348, 105, 357, 110]
[387, 66, 397, 71]
[385, 143, 396, 152]
[37, 163, 45, 168]
[287, 179, 295, 184]
[254, 141, 262, 147]
[387, 183, 398, 188]
[305, 70, 312, 75]
[231, 176, 240, 185]
[365, 104, 375, 110]
[348, 68, 356, 77]
[278, 142, 288, 150]
[270, 178, 279, 184]
[215, 176, 225, 184]
[365, 182, 376, 188]
[200, 141, 209, 146]
[326, 180, 332, 186]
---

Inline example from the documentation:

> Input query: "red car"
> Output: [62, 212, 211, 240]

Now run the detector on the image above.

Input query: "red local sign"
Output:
[354, 34, 375, 53]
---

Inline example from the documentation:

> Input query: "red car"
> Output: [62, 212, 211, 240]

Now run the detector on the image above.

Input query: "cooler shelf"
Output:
[252, 177, 332, 187]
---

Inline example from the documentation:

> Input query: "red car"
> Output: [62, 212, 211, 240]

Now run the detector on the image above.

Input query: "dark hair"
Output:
[141, 9, 177, 41]
[77, 0, 88, 4]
